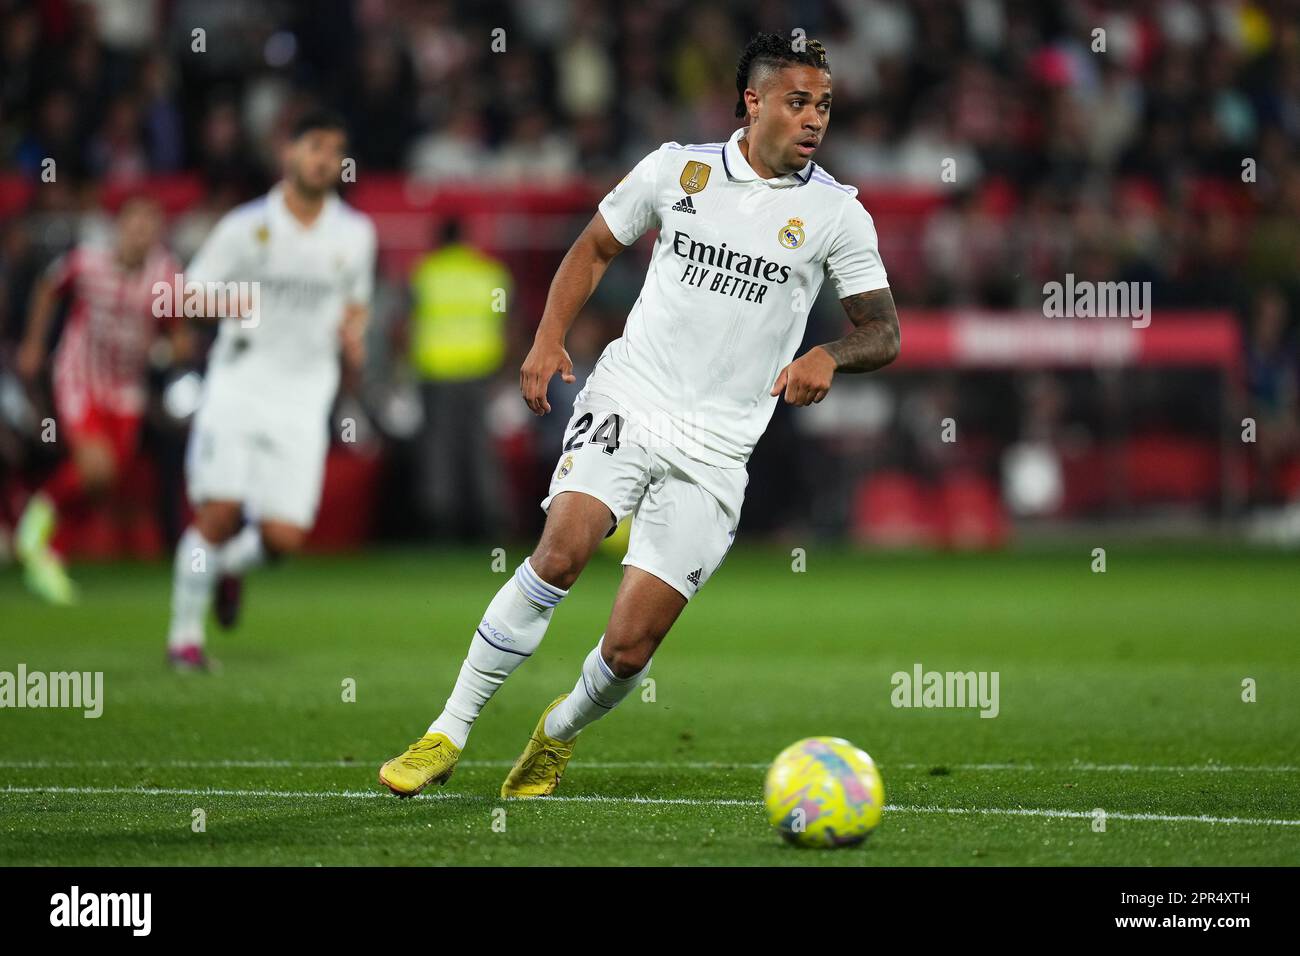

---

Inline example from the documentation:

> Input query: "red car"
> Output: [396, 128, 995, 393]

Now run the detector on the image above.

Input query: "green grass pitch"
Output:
[1, 545, 1297, 866]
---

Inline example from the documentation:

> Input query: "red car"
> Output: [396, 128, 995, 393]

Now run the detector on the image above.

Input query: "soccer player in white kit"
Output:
[165, 111, 376, 671]
[380, 35, 900, 796]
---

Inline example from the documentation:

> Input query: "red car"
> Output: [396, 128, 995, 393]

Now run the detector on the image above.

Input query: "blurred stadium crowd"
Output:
[1, 0, 1298, 554]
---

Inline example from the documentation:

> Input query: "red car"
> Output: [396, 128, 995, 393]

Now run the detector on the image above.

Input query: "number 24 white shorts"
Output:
[542, 390, 748, 600]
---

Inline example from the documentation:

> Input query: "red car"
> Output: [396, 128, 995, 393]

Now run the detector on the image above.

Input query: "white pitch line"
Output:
[901, 762, 1300, 773]
[2, 786, 1298, 827]
[0, 759, 1296, 773]
[894, 804, 1300, 827]
[0, 785, 755, 808]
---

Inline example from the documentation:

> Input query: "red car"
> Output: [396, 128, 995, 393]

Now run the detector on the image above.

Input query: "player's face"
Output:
[287, 128, 346, 196]
[115, 200, 162, 267]
[755, 64, 831, 173]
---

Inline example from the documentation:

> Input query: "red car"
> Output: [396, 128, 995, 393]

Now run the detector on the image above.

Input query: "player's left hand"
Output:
[771, 346, 836, 406]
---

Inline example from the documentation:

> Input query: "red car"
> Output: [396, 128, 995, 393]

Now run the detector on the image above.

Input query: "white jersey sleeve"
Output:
[597, 146, 666, 246]
[186, 209, 252, 285]
[825, 198, 890, 299]
[345, 217, 378, 306]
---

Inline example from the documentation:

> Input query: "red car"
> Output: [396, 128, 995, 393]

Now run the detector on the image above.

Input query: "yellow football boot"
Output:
[22, 549, 79, 606]
[16, 494, 78, 606]
[500, 695, 577, 798]
[378, 732, 461, 797]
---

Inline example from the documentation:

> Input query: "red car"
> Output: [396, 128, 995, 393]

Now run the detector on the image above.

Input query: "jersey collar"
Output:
[721, 127, 815, 188]
[269, 183, 339, 230]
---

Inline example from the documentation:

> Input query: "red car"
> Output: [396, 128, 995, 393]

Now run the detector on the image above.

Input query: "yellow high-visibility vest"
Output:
[410, 244, 510, 381]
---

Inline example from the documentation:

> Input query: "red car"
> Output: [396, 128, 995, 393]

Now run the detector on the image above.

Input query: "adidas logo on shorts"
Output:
[686, 567, 702, 587]
[671, 195, 697, 214]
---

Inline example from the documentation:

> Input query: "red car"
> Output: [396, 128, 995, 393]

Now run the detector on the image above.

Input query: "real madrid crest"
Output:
[778, 217, 805, 249]
[557, 454, 574, 479]
[255, 223, 270, 244]
[679, 161, 711, 195]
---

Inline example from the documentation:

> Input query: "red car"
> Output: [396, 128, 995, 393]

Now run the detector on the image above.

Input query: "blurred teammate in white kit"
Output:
[165, 110, 376, 671]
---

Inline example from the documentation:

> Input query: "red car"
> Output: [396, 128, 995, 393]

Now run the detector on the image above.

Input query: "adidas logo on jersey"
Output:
[686, 568, 703, 587]
[671, 195, 697, 214]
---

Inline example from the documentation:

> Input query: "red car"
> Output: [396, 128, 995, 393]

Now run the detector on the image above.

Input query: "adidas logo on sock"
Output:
[671, 195, 697, 214]
[686, 567, 702, 587]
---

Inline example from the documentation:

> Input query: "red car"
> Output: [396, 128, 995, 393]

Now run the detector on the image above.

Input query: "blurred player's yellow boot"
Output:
[23, 551, 79, 606]
[17, 495, 78, 606]
[15, 492, 55, 561]
[500, 695, 576, 798]
[378, 732, 460, 797]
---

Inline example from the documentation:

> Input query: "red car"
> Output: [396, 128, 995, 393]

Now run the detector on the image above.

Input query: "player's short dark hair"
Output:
[734, 32, 830, 118]
[291, 108, 348, 142]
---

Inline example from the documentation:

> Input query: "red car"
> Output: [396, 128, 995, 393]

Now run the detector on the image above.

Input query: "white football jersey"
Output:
[587, 126, 889, 467]
[186, 185, 377, 419]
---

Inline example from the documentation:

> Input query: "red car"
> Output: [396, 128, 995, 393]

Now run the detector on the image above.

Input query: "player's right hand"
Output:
[520, 338, 575, 415]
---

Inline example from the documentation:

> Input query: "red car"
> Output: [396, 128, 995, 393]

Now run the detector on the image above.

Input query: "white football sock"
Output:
[544, 635, 650, 742]
[218, 524, 265, 575]
[167, 527, 218, 650]
[428, 558, 567, 748]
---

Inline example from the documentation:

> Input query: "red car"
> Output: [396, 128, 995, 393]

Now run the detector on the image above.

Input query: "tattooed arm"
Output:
[822, 288, 901, 372]
[770, 288, 901, 405]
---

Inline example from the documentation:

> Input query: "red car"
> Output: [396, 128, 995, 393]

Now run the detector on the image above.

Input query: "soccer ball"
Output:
[763, 736, 885, 848]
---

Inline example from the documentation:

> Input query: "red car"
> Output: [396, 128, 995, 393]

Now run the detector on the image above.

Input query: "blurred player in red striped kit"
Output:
[14, 195, 183, 604]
